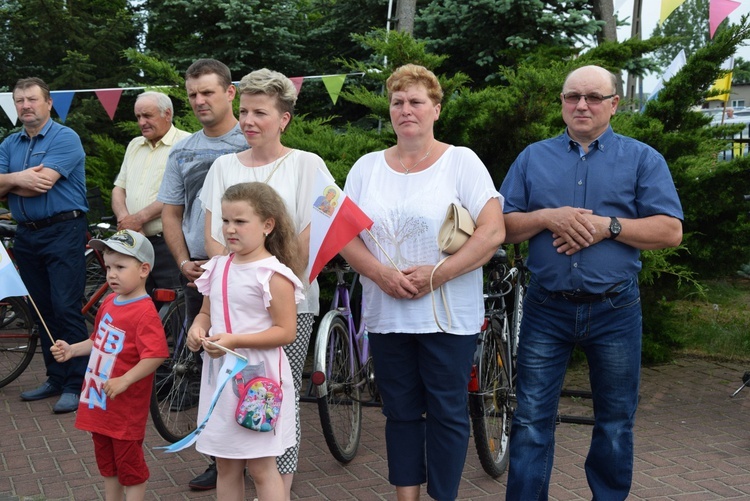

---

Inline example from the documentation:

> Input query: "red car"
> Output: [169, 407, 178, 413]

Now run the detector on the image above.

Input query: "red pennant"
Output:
[289, 77, 303, 96]
[94, 89, 123, 120]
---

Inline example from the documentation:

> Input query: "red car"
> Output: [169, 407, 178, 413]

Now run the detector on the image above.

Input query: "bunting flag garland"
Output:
[321, 75, 346, 105]
[0, 93, 18, 125]
[50, 91, 75, 123]
[706, 57, 735, 102]
[95, 89, 124, 120]
[0, 72, 361, 126]
[289, 77, 304, 95]
[660, 0, 688, 24]
[710, 0, 742, 38]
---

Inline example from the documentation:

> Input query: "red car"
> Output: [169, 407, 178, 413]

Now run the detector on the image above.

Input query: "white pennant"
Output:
[0, 93, 18, 125]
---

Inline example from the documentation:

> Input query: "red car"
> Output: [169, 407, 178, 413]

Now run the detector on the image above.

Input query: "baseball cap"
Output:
[89, 229, 155, 268]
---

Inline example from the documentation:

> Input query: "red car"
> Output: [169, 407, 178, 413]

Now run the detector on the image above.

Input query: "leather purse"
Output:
[438, 203, 476, 254]
[432, 203, 477, 332]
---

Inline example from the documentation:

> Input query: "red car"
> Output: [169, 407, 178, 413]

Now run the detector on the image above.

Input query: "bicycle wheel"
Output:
[0, 296, 38, 389]
[312, 311, 362, 463]
[470, 314, 512, 477]
[150, 295, 201, 443]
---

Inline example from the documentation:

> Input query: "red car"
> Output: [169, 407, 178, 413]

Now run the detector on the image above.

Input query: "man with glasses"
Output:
[499, 65, 683, 500]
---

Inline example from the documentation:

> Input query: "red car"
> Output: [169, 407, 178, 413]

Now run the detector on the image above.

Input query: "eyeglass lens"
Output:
[563, 93, 612, 105]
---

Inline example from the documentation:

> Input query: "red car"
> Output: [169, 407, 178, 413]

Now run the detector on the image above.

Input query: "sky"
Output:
[615, 0, 750, 95]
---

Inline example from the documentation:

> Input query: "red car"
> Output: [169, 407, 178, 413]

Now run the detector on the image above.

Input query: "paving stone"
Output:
[3, 354, 750, 499]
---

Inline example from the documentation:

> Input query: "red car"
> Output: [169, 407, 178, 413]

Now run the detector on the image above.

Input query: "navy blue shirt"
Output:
[500, 127, 683, 293]
[0, 119, 87, 223]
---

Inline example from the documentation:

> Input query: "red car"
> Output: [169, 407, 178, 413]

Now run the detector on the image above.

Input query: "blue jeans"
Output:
[14, 217, 89, 393]
[506, 277, 642, 501]
[369, 331, 477, 501]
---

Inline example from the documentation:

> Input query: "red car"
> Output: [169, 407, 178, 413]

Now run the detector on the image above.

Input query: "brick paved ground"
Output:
[2, 352, 750, 500]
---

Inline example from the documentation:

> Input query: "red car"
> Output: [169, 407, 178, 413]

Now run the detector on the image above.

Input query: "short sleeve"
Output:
[195, 256, 223, 296]
[256, 265, 305, 309]
[157, 147, 186, 205]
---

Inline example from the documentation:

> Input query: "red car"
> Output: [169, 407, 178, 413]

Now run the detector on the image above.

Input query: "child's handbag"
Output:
[221, 253, 284, 432]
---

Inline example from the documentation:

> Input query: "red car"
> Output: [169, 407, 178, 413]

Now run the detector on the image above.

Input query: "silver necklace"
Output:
[397, 141, 436, 174]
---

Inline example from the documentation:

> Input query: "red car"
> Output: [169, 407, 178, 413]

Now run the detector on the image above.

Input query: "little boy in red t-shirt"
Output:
[52, 229, 168, 501]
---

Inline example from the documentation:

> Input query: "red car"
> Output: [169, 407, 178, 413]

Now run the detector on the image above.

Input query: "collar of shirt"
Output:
[138, 124, 181, 149]
[565, 126, 613, 157]
[20, 117, 55, 140]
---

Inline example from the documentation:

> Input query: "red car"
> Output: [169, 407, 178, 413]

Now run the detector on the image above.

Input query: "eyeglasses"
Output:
[562, 93, 615, 105]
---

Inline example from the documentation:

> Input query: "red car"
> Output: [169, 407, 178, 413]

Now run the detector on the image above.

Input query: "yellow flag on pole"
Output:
[660, 0, 688, 24]
[706, 57, 734, 102]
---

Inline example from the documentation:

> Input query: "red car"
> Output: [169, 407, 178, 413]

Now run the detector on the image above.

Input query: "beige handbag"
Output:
[437, 203, 476, 254]
[432, 203, 477, 332]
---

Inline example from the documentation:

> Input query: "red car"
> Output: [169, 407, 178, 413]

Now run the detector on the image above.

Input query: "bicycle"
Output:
[149, 287, 203, 443]
[310, 255, 377, 463]
[468, 244, 526, 478]
[0, 217, 37, 389]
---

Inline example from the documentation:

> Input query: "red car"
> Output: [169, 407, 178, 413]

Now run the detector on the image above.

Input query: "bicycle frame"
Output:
[312, 267, 370, 398]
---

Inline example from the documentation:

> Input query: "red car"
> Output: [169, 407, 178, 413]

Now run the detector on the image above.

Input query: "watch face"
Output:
[610, 218, 621, 237]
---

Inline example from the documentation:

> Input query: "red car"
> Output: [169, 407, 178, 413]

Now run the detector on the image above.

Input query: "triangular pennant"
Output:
[321, 75, 346, 105]
[709, 0, 741, 38]
[659, 0, 687, 24]
[94, 89, 123, 120]
[289, 77, 304, 96]
[0, 93, 18, 125]
[50, 91, 76, 123]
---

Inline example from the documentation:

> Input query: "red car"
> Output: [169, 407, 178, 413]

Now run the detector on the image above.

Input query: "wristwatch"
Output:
[608, 217, 622, 240]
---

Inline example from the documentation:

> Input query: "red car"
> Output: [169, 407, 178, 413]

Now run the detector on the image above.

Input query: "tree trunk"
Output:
[593, 0, 617, 44]
[395, 0, 416, 34]
[625, 0, 643, 106]
[592, 0, 624, 98]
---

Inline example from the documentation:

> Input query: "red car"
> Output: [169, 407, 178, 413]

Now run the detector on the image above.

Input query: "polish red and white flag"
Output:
[307, 168, 372, 282]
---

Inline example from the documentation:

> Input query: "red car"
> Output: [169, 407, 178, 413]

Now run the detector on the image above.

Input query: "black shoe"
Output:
[188, 462, 217, 491]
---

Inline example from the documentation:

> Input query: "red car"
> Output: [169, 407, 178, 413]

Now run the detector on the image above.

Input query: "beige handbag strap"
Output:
[430, 256, 452, 333]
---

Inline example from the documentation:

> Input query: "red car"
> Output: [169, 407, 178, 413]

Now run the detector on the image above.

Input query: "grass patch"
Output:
[665, 278, 750, 362]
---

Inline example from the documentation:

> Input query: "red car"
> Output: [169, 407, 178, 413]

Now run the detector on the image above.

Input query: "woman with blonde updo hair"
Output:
[200, 68, 332, 498]
[340, 64, 506, 500]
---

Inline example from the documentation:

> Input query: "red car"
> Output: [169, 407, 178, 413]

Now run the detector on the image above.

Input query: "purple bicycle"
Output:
[311, 255, 378, 463]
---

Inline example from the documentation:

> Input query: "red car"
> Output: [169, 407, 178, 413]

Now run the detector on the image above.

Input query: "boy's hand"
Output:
[103, 376, 130, 399]
[51, 340, 72, 362]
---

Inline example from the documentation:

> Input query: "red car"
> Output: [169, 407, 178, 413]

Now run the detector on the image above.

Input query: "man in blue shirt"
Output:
[0, 77, 89, 414]
[500, 65, 683, 500]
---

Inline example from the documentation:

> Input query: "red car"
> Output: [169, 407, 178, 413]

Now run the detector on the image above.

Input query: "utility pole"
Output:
[626, 0, 643, 109]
